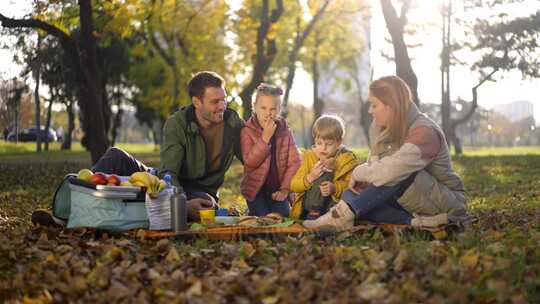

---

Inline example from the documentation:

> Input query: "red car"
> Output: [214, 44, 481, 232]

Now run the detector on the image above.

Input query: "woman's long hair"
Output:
[369, 76, 412, 149]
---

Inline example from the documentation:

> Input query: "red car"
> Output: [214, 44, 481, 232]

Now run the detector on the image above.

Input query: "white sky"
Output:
[369, 0, 540, 122]
[1, 0, 539, 122]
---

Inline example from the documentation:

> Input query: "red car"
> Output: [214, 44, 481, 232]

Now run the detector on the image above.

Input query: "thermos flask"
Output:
[170, 187, 187, 231]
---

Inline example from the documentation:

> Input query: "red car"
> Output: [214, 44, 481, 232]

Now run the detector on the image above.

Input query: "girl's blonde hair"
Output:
[252, 83, 283, 109]
[369, 75, 412, 147]
[312, 114, 345, 141]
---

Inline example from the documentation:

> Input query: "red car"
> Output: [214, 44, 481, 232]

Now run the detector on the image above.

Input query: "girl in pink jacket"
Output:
[240, 83, 301, 217]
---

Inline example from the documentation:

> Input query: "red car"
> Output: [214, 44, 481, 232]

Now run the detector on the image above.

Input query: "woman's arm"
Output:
[352, 125, 441, 186]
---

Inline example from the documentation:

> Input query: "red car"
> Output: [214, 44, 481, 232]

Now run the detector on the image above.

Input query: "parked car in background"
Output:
[7, 127, 57, 143]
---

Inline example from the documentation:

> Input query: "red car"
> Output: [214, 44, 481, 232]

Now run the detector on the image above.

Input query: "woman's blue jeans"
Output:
[341, 173, 417, 225]
[247, 190, 290, 217]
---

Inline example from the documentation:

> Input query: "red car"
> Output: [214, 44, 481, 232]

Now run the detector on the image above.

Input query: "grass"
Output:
[0, 145, 539, 302]
[0, 141, 160, 164]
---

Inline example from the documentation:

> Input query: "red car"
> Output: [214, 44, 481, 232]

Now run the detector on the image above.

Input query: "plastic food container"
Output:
[215, 216, 238, 226]
[199, 209, 215, 225]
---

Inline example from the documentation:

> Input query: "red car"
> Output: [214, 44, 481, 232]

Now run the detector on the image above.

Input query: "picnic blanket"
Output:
[133, 222, 453, 241]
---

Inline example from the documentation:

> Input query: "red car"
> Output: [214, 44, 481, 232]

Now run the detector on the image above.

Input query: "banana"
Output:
[157, 180, 167, 193]
[150, 175, 160, 188]
[129, 172, 152, 187]
[129, 172, 168, 194]
[131, 181, 147, 188]
[119, 181, 132, 187]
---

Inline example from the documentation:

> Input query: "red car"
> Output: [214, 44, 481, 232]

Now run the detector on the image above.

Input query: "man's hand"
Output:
[271, 190, 288, 201]
[319, 181, 336, 197]
[186, 198, 214, 220]
[261, 118, 277, 143]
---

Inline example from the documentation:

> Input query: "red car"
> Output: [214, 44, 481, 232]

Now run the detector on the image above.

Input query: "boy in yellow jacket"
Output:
[290, 115, 359, 219]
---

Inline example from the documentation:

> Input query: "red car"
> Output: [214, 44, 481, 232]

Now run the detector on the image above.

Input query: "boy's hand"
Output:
[306, 161, 325, 183]
[319, 181, 335, 197]
[271, 190, 288, 201]
[261, 118, 277, 143]
[320, 158, 336, 172]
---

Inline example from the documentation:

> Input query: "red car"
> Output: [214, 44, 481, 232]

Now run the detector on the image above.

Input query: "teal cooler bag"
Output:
[53, 174, 149, 232]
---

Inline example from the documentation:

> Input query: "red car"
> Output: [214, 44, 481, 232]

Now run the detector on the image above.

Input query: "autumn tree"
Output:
[0, 77, 28, 142]
[144, 0, 229, 111]
[234, 0, 284, 119]
[0, 0, 109, 163]
[280, 0, 332, 117]
[296, 0, 369, 145]
[380, 0, 420, 106]
[441, 0, 540, 154]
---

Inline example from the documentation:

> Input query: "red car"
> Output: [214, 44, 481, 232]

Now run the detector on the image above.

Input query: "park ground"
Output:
[0, 143, 539, 302]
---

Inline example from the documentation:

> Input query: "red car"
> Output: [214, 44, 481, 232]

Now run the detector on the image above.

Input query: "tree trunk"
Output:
[310, 32, 322, 147]
[172, 66, 179, 112]
[448, 69, 497, 155]
[360, 101, 372, 146]
[44, 97, 53, 151]
[149, 30, 180, 112]
[61, 98, 74, 150]
[8, 80, 26, 144]
[111, 104, 123, 146]
[300, 105, 307, 148]
[281, 0, 331, 117]
[78, 0, 109, 163]
[239, 0, 284, 120]
[440, 0, 498, 155]
[34, 34, 42, 152]
[101, 77, 112, 146]
[380, 0, 420, 106]
[152, 118, 164, 151]
[450, 128, 463, 154]
[0, 2, 109, 163]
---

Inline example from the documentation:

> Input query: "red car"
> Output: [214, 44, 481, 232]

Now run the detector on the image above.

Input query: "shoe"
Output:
[303, 200, 355, 231]
[31, 210, 66, 228]
[411, 213, 448, 228]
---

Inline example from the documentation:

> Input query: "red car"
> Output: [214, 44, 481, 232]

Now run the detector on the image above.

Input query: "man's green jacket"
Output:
[159, 105, 244, 199]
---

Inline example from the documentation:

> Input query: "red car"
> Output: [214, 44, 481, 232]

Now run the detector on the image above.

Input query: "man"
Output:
[32, 71, 244, 226]
[158, 71, 244, 219]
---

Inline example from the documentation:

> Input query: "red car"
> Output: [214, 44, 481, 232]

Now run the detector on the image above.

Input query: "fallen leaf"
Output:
[165, 247, 181, 263]
[106, 281, 132, 300]
[393, 249, 409, 272]
[242, 242, 255, 258]
[356, 283, 388, 300]
[185, 279, 202, 297]
[71, 276, 88, 294]
[459, 249, 479, 269]
[262, 296, 279, 304]
[156, 239, 170, 251]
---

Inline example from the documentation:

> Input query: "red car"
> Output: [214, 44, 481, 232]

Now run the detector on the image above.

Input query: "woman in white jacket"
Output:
[303, 76, 468, 231]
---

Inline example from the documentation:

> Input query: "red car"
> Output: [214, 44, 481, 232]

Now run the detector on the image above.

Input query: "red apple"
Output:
[89, 172, 107, 185]
[106, 174, 121, 186]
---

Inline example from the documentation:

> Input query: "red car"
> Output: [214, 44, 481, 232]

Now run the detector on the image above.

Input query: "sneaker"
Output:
[31, 210, 66, 228]
[411, 213, 448, 228]
[303, 200, 355, 231]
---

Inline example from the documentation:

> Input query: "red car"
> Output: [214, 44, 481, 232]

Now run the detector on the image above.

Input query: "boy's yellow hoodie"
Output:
[289, 147, 360, 219]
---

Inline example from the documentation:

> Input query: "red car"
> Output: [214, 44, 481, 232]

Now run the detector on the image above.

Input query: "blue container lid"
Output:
[216, 208, 228, 216]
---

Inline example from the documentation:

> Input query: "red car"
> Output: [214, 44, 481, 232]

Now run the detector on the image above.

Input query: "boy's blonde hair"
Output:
[312, 114, 345, 141]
